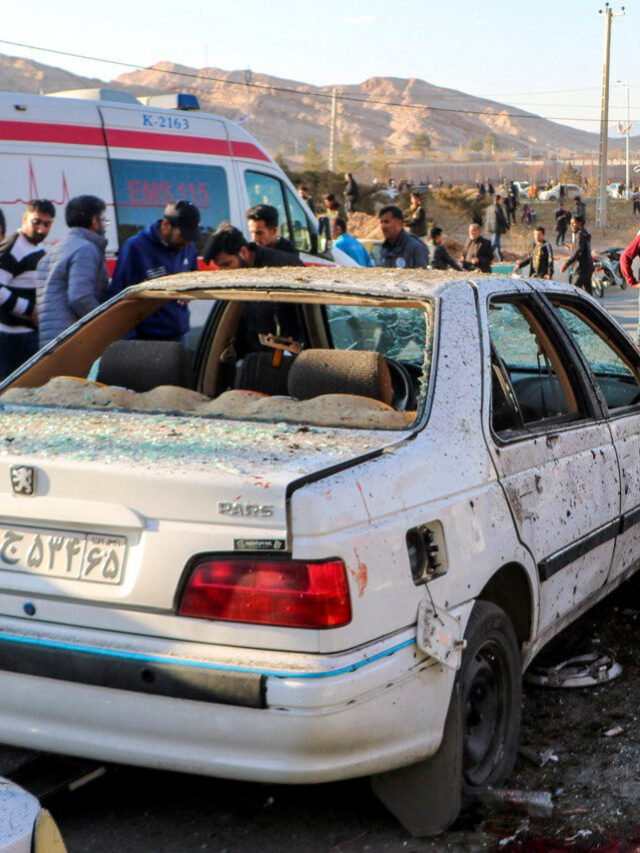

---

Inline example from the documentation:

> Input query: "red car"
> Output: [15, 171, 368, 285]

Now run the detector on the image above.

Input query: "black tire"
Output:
[459, 601, 522, 804]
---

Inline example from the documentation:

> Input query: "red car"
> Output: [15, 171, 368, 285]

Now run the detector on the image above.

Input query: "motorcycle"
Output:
[568, 247, 627, 298]
[594, 247, 627, 292]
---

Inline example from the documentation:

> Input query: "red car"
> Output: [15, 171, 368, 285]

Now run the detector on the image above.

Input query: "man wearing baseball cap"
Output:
[108, 200, 201, 342]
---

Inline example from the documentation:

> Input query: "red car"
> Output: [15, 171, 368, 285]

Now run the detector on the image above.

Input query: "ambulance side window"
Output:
[109, 159, 230, 252]
[244, 172, 289, 240]
[284, 187, 313, 253]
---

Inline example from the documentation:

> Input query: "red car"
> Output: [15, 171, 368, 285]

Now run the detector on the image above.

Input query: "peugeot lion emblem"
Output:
[10, 465, 36, 496]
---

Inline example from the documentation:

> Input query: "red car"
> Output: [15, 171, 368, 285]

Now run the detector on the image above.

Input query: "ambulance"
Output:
[0, 88, 349, 267]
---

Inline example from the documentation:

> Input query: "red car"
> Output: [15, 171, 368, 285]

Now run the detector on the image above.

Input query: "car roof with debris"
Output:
[123, 268, 492, 302]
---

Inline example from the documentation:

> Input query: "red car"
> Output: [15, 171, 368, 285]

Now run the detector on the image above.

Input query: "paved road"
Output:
[1, 279, 639, 851]
[602, 280, 637, 337]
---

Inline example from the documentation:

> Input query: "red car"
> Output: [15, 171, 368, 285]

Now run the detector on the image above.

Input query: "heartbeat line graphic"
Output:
[0, 159, 71, 205]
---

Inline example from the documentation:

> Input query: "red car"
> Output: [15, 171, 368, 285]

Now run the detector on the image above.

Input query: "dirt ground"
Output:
[349, 194, 640, 264]
[437, 577, 640, 852]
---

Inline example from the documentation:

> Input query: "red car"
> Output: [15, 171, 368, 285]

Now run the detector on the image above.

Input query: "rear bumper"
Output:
[0, 624, 456, 783]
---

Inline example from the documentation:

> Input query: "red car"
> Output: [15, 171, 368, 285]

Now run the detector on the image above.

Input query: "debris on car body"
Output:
[0, 268, 638, 836]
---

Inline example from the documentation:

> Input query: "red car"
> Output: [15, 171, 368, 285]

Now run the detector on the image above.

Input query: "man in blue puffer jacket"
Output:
[37, 195, 109, 348]
[108, 201, 200, 342]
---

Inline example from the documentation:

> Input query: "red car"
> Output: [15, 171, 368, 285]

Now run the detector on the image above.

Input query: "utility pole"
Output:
[596, 4, 625, 229]
[244, 69, 252, 125]
[328, 88, 337, 173]
[617, 79, 632, 197]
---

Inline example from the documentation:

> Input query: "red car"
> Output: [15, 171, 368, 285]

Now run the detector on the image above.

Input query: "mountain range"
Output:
[0, 52, 635, 161]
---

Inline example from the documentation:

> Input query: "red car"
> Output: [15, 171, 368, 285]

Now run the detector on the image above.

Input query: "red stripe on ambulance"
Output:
[0, 120, 103, 146]
[0, 121, 270, 162]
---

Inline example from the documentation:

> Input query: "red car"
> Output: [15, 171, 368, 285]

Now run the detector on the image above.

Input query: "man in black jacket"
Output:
[561, 215, 594, 294]
[461, 223, 493, 273]
[344, 173, 360, 213]
[298, 185, 315, 215]
[515, 226, 554, 278]
[485, 194, 509, 261]
[427, 227, 462, 270]
[246, 204, 298, 256]
[404, 192, 427, 237]
[573, 196, 587, 223]
[554, 202, 570, 246]
[203, 224, 304, 356]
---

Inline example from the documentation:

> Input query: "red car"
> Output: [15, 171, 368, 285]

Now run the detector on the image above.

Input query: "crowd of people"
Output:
[0, 194, 319, 380]
[1, 171, 638, 383]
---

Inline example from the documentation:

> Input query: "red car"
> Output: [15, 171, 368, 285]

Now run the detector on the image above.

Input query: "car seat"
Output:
[96, 340, 194, 392]
[287, 349, 393, 405]
[234, 352, 296, 396]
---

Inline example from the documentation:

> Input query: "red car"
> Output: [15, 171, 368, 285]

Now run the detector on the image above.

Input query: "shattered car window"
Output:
[326, 305, 426, 365]
[0, 295, 432, 432]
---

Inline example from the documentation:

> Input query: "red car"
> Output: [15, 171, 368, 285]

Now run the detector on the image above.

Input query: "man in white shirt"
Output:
[0, 199, 55, 379]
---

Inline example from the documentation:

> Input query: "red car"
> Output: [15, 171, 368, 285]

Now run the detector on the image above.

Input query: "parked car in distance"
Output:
[1, 269, 640, 836]
[606, 182, 628, 199]
[512, 180, 530, 198]
[539, 183, 583, 201]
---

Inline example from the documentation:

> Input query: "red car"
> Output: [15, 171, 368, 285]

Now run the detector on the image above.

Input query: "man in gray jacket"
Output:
[37, 196, 109, 347]
[484, 194, 509, 262]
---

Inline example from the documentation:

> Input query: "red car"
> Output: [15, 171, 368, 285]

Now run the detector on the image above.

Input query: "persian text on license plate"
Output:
[0, 524, 127, 584]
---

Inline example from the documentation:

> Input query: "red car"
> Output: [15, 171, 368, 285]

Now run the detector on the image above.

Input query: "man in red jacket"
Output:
[621, 231, 640, 287]
[620, 230, 640, 341]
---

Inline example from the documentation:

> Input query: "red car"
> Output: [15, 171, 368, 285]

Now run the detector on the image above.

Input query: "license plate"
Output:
[0, 523, 127, 585]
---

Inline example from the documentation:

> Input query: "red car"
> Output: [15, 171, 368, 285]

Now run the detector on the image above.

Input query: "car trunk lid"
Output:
[0, 403, 401, 641]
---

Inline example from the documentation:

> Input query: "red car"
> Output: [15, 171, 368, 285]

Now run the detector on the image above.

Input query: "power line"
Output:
[0, 38, 635, 125]
[481, 86, 602, 96]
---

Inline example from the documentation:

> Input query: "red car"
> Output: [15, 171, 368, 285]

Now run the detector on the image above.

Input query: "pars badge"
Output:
[10, 465, 36, 496]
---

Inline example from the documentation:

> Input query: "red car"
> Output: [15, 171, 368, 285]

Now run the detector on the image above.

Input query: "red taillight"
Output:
[178, 558, 352, 628]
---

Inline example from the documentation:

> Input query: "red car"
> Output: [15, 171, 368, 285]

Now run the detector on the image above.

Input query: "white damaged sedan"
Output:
[0, 268, 638, 835]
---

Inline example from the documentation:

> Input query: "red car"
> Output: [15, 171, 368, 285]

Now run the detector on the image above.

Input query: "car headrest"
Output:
[287, 349, 393, 406]
[96, 340, 194, 392]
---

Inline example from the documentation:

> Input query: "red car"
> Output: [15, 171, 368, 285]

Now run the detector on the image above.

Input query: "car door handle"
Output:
[546, 433, 561, 448]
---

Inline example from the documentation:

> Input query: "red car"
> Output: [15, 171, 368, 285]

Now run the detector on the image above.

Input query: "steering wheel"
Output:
[385, 359, 413, 411]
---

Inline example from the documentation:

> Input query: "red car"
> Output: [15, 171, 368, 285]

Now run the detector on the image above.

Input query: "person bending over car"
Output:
[204, 223, 304, 271]
[203, 223, 304, 356]
[37, 195, 109, 348]
[108, 200, 201, 343]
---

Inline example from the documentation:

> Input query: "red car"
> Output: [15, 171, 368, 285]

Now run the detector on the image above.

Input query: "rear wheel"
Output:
[460, 601, 522, 803]
[372, 600, 522, 836]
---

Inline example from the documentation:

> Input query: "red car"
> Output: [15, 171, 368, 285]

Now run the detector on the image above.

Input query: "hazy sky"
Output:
[2, 0, 639, 136]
